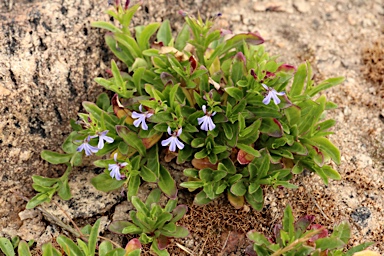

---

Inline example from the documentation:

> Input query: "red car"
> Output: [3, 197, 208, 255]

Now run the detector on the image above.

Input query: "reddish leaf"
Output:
[192, 157, 218, 170]
[237, 149, 255, 165]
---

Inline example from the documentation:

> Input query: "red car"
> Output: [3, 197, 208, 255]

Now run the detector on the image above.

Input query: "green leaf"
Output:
[246, 230, 271, 245]
[88, 219, 100, 255]
[99, 241, 113, 256]
[230, 180, 247, 196]
[41, 150, 72, 164]
[307, 77, 345, 97]
[140, 166, 158, 182]
[321, 165, 341, 180]
[116, 125, 146, 156]
[315, 237, 345, 250]
[57, 179, 71, 200]
[289, 63, 307, 97]
[91, 172, 125, 192]
[157, 20, 172, 46]
[282, 205, 294, 238]
[26, 193, 51, 209]
[32, 175, 58, 187]
[259, 117, 283, 137]
[179, 181, 204, 189]
[91, 21, 122, 33]
[57, 235, 85, 256]
[96, 93, 111, 111]
[158, 165, 177, 199]
[345, 242, 375, 256]
[310, 137, 341, 165]
[127, 174, 141, 200]
[331, 221, 350, 243]
[137, 23, 161, 51]
[237, 143, 261, 157]
[83, 102, 118, 132]
[225, 87, 243, 101]
[0, 238, 15, 256]
[245, 191, 264, 210]
[175, 24, 190, 51]
[42, 243, 61, 256]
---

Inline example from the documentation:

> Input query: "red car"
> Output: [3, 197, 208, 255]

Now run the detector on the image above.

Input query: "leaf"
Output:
[237, 144, 261, 157]
[42, 243, 61, 256]
[230, 180, 247, 196]
[157, 20, 172, 46]
[91, 172, 125, 192]
[289, 63, 307, 97]
[282, 205, 294, 238]
[175, 23, 190, 51]
[307, 77, 345, 97]
[315, 237, 345, 250]
[99, 241, 114, 256]
[26, 193, 51, 209]
[0, 238, 15, 256]
[225, 87, 243, 101]
[57, 235, 85, 256]
[245, 191, 264, 211]
[158, 165, 177, 199]
[116, 125, 146, 156]
[57, 179, 71, 200]
[91, 21, 122, 33]
[310, 137, 341, 165]
[246, 230, 271, 245]
[140, 166, 158, 182]
[344, 242, 375, 256]
[88, 219, 100, 256]
[331, 221, 350, 243]
[223, 32, 264, 53]
[137, 23, 161, 51]
[17, 241, 31, 256]
[259, 118, 283, 137]
[41, 150, 72, 164]
[127, 174, 141, 200]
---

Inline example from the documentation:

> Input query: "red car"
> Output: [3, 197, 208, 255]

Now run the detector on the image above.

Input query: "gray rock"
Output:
[351, 207, 371, 228]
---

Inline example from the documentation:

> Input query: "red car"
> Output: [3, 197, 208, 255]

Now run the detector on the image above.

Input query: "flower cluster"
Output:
[76, 130, 114, 156]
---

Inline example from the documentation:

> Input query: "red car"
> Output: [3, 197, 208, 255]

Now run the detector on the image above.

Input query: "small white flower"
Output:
[161, 127, 184, 152]
[108, 153, 128, 180]
[77, 136, 99, 156]
[96, 130, 114, 149]
[197, 105, 216, 131]
[132, 105, 153, 130]
[262, 84, 285, 105]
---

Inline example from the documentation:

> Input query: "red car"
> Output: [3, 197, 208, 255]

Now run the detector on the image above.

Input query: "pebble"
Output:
[293, 0, 311, 13]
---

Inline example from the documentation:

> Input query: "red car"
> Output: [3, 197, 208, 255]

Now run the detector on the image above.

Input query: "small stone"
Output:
[18, 209, 40, 221]
[293, 0, 311, 13]
[351, 207, 371, 227]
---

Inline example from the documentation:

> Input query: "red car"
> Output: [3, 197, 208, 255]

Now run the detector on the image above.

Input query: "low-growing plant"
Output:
[246, 205, 374, 256]
[108, 188, 189, 256]
[24, 0, 365, 254]
[0, 220, 142, 256]
[30, 0, 342, 210]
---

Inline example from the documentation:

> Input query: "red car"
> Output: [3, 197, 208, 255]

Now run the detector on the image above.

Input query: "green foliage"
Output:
[246, 205, 374, 255]
[0, 220, 141, 256]
[108, 189, 188, 256]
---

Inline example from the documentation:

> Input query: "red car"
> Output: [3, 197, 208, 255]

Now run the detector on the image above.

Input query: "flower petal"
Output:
[169, 138, 177, 152]
[262, 83, 269, 90]
[174, 138, 185, 150]
[161, 137, 173, 147]
[262, 93, 272, 105]
[177, 127, 182, 137]
[202, 105, 207, 114]
[271, 92, 281, 105]
[167, 126, 172, 135]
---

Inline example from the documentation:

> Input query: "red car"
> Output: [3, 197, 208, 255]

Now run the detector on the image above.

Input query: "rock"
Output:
[351, 207, 371, 227]
[43, 170, 124, 223]
[293, 0, 311, 13]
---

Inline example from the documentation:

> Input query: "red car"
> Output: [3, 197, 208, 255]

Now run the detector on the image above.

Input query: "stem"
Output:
[271, 228, 324, 256]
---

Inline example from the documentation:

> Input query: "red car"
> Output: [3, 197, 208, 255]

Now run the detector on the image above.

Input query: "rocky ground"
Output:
[0, 0, 383, 255]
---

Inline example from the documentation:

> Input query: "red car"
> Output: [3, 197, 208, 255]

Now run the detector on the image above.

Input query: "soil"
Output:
[0, 0, 383, 255]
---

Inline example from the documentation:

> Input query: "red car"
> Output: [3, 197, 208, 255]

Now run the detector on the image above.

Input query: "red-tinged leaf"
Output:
[125, 238, 142, 253]
[259, 118, 283, 137]
[112, 94, 134, 125]
[309, 224, 328, 243]
[142, 133, 162, 149]
[192, 157, 218, 170]
[189, 55, 197, 73]
[237, 149, 256, 165]
[295, 215, 315, 236]
[227, 191, 244, 209]
[156, 235, 170, 250]
[277, 64, 297, 73]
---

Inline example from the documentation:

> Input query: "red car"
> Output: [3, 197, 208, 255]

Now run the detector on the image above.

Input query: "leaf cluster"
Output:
[109, 189, 188, 256]
[246, 205, 374, 256]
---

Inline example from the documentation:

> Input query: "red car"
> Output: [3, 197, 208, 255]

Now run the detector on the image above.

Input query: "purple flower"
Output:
[161, 127, 184, 152]
[262, 84, 285, 105]
[95, 130, 114, 149]
[77, 136, 99, 156]
[108, 153, 128, 180]
[197, 105, 216, 131]
[132, 105, 153, 130]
